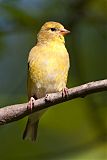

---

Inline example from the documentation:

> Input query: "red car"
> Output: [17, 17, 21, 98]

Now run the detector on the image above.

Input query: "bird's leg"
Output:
[27, 97, 36, 111]
[62, 87, 69, 98]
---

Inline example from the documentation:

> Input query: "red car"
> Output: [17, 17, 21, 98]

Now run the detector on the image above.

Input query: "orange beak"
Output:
[59, 28, 70, 36]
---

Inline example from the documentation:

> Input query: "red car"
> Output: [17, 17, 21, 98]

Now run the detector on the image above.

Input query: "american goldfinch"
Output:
[23, 21, 70, 141]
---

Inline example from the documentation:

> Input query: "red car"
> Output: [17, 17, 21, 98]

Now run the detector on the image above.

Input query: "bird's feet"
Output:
[62, 87, 69, 98]
[45, 94, 52, 102]
[27, 97, 36, 111]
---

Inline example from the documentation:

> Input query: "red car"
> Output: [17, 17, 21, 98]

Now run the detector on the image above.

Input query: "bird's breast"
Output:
[28, 44, 69, 97]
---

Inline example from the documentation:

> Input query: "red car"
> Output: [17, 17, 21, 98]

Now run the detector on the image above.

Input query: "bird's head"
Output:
[37, 21, 70, 44]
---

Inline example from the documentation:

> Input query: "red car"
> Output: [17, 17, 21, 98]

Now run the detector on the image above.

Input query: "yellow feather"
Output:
[23, 21, 70, 141]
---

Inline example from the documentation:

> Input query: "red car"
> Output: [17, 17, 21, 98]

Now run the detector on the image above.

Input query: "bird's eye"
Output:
[50, 28, 57, 31]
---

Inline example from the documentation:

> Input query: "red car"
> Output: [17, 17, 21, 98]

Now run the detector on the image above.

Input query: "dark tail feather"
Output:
[23, 119, 39, 141]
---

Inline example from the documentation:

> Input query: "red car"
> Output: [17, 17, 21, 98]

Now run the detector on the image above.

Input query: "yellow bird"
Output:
[23, 21, 70, 141]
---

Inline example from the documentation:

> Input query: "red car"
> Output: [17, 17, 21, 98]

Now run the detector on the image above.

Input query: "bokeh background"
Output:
[0, 0, 107, 159]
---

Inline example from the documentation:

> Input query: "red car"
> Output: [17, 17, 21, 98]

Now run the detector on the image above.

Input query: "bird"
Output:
[23, 21, 70, 141]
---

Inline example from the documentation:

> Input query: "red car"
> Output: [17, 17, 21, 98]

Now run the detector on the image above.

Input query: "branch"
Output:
[0, 79, 107, 125]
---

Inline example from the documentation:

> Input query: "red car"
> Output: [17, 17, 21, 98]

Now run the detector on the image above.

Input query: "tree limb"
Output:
[0, 79, 107, 125]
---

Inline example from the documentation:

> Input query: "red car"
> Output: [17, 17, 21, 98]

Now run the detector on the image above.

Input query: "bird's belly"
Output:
[35, 72, 66, 98]
[31, 65, 67, 98]
[29, 52, 69, 98]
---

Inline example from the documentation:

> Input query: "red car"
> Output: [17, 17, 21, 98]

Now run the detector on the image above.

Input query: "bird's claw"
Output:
[45, 94, 52, 102]
[27, 97, 35, 111]
[62, 87, 69, 98]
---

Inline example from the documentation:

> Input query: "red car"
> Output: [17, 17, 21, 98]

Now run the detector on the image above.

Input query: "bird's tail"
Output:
[23, 118, 39, 141]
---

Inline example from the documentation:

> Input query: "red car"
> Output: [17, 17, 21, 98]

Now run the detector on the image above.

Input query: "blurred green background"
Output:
[0, 0, 107, 159]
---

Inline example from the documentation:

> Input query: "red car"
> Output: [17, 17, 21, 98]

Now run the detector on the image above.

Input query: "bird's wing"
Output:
[27, 62, 32, 99]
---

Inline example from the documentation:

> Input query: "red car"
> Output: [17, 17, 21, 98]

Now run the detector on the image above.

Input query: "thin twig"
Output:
[0, 79, 107, 125]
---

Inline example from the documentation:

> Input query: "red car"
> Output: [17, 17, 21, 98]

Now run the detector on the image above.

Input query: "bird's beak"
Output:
[59, 28, 70, 35]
